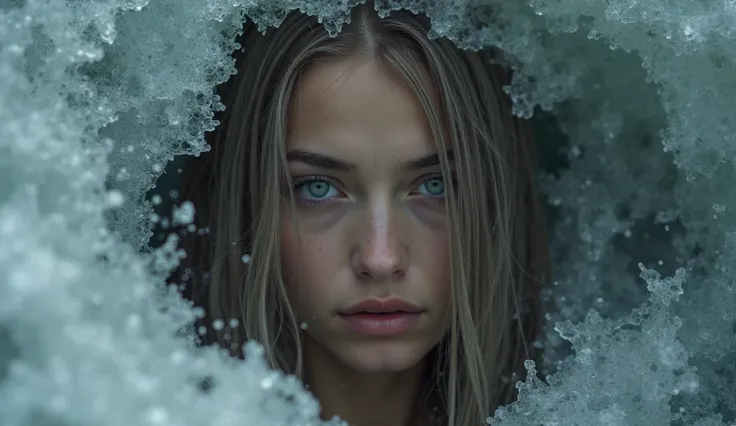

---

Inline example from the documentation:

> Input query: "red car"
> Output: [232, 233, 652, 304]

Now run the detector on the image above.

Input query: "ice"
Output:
[1, 0, 735, 425]
[490, 267, 694, 425]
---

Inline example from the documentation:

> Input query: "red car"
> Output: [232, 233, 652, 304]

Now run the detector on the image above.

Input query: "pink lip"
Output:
[339, 297, 423, 336]
[340, 312, 421, 336]
[339, 297, 423, 316]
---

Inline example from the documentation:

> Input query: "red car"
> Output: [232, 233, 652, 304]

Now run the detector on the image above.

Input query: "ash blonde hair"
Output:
[176, 3, 548, 425]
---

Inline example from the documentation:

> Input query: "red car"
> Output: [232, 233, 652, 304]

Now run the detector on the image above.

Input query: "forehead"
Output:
[286, 57, 439, 168]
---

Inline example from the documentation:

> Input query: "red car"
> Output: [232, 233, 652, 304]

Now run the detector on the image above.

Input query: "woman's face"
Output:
[280, 57, 452, 374]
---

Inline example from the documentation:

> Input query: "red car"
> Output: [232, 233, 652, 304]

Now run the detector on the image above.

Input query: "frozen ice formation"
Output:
[0, 0, 734, 425]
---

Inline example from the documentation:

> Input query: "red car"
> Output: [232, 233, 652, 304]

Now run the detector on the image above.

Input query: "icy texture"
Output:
[490, 267, 697, 425]
[1, 0, 735, 425]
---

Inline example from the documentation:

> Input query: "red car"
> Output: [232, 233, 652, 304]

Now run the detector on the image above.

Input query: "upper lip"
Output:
[339, 297, 423, 315]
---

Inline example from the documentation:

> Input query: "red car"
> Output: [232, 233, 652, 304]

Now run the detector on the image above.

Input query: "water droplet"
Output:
[144, 406, 168, 425]
[261, 376, 274, 389]
[107, 190, 125, 207]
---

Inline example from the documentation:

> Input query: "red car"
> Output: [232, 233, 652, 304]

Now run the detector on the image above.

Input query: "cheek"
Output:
[423, 224, 452, 286]
[280, 221, 308, 288]
[419, 225, 453, 324]
[436, 241, 451, 288]
[409, 206, 452, 288]
[279, 219, 336, 314]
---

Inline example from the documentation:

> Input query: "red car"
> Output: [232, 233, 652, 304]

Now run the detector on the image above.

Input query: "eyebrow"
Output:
[285, 149, 453, 172]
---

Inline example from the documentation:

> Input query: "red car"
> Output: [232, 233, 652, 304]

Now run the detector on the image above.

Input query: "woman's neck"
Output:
[302, 337, 429, 426]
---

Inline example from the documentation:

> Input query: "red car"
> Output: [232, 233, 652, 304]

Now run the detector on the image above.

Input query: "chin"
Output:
[333, 339, 434, 374]
[302, 326, 443, 375]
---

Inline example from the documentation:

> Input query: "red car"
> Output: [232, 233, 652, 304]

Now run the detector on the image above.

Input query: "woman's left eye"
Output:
[415, 176, 446, 197]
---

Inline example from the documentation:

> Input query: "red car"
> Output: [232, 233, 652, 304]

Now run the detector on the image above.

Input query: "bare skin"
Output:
[280, 57, 452, 426]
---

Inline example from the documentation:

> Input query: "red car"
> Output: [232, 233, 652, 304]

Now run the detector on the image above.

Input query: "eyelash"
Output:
[291, 174, 453, 208]
[292, 175, 342, 207]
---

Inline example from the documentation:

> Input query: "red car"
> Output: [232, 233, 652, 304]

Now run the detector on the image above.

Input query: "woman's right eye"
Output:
[293, 177, 342, 205]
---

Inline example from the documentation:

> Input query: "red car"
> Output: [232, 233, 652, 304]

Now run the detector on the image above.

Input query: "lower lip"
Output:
[339, 312, 421, 336]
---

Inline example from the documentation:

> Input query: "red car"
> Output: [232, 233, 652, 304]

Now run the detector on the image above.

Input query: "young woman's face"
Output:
[281, 57, 452, 374]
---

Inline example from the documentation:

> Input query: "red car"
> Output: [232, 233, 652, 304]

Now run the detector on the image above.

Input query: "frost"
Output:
[106, 190, 125, 207]
[1, 0, 736, 425]
[171, 201, 195, 226]
[490, 267, 695, 425]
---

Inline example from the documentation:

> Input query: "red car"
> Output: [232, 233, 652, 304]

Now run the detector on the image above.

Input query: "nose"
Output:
[352, 204, 407, 282]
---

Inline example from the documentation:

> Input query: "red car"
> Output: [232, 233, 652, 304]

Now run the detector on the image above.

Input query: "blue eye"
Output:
[416, 176, 445, 197]
[294, 178, 339, 201]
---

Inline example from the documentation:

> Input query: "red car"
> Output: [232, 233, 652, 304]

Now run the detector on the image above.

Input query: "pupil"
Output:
[427, 179, 444, 195]
[308, 182, 329, 197]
